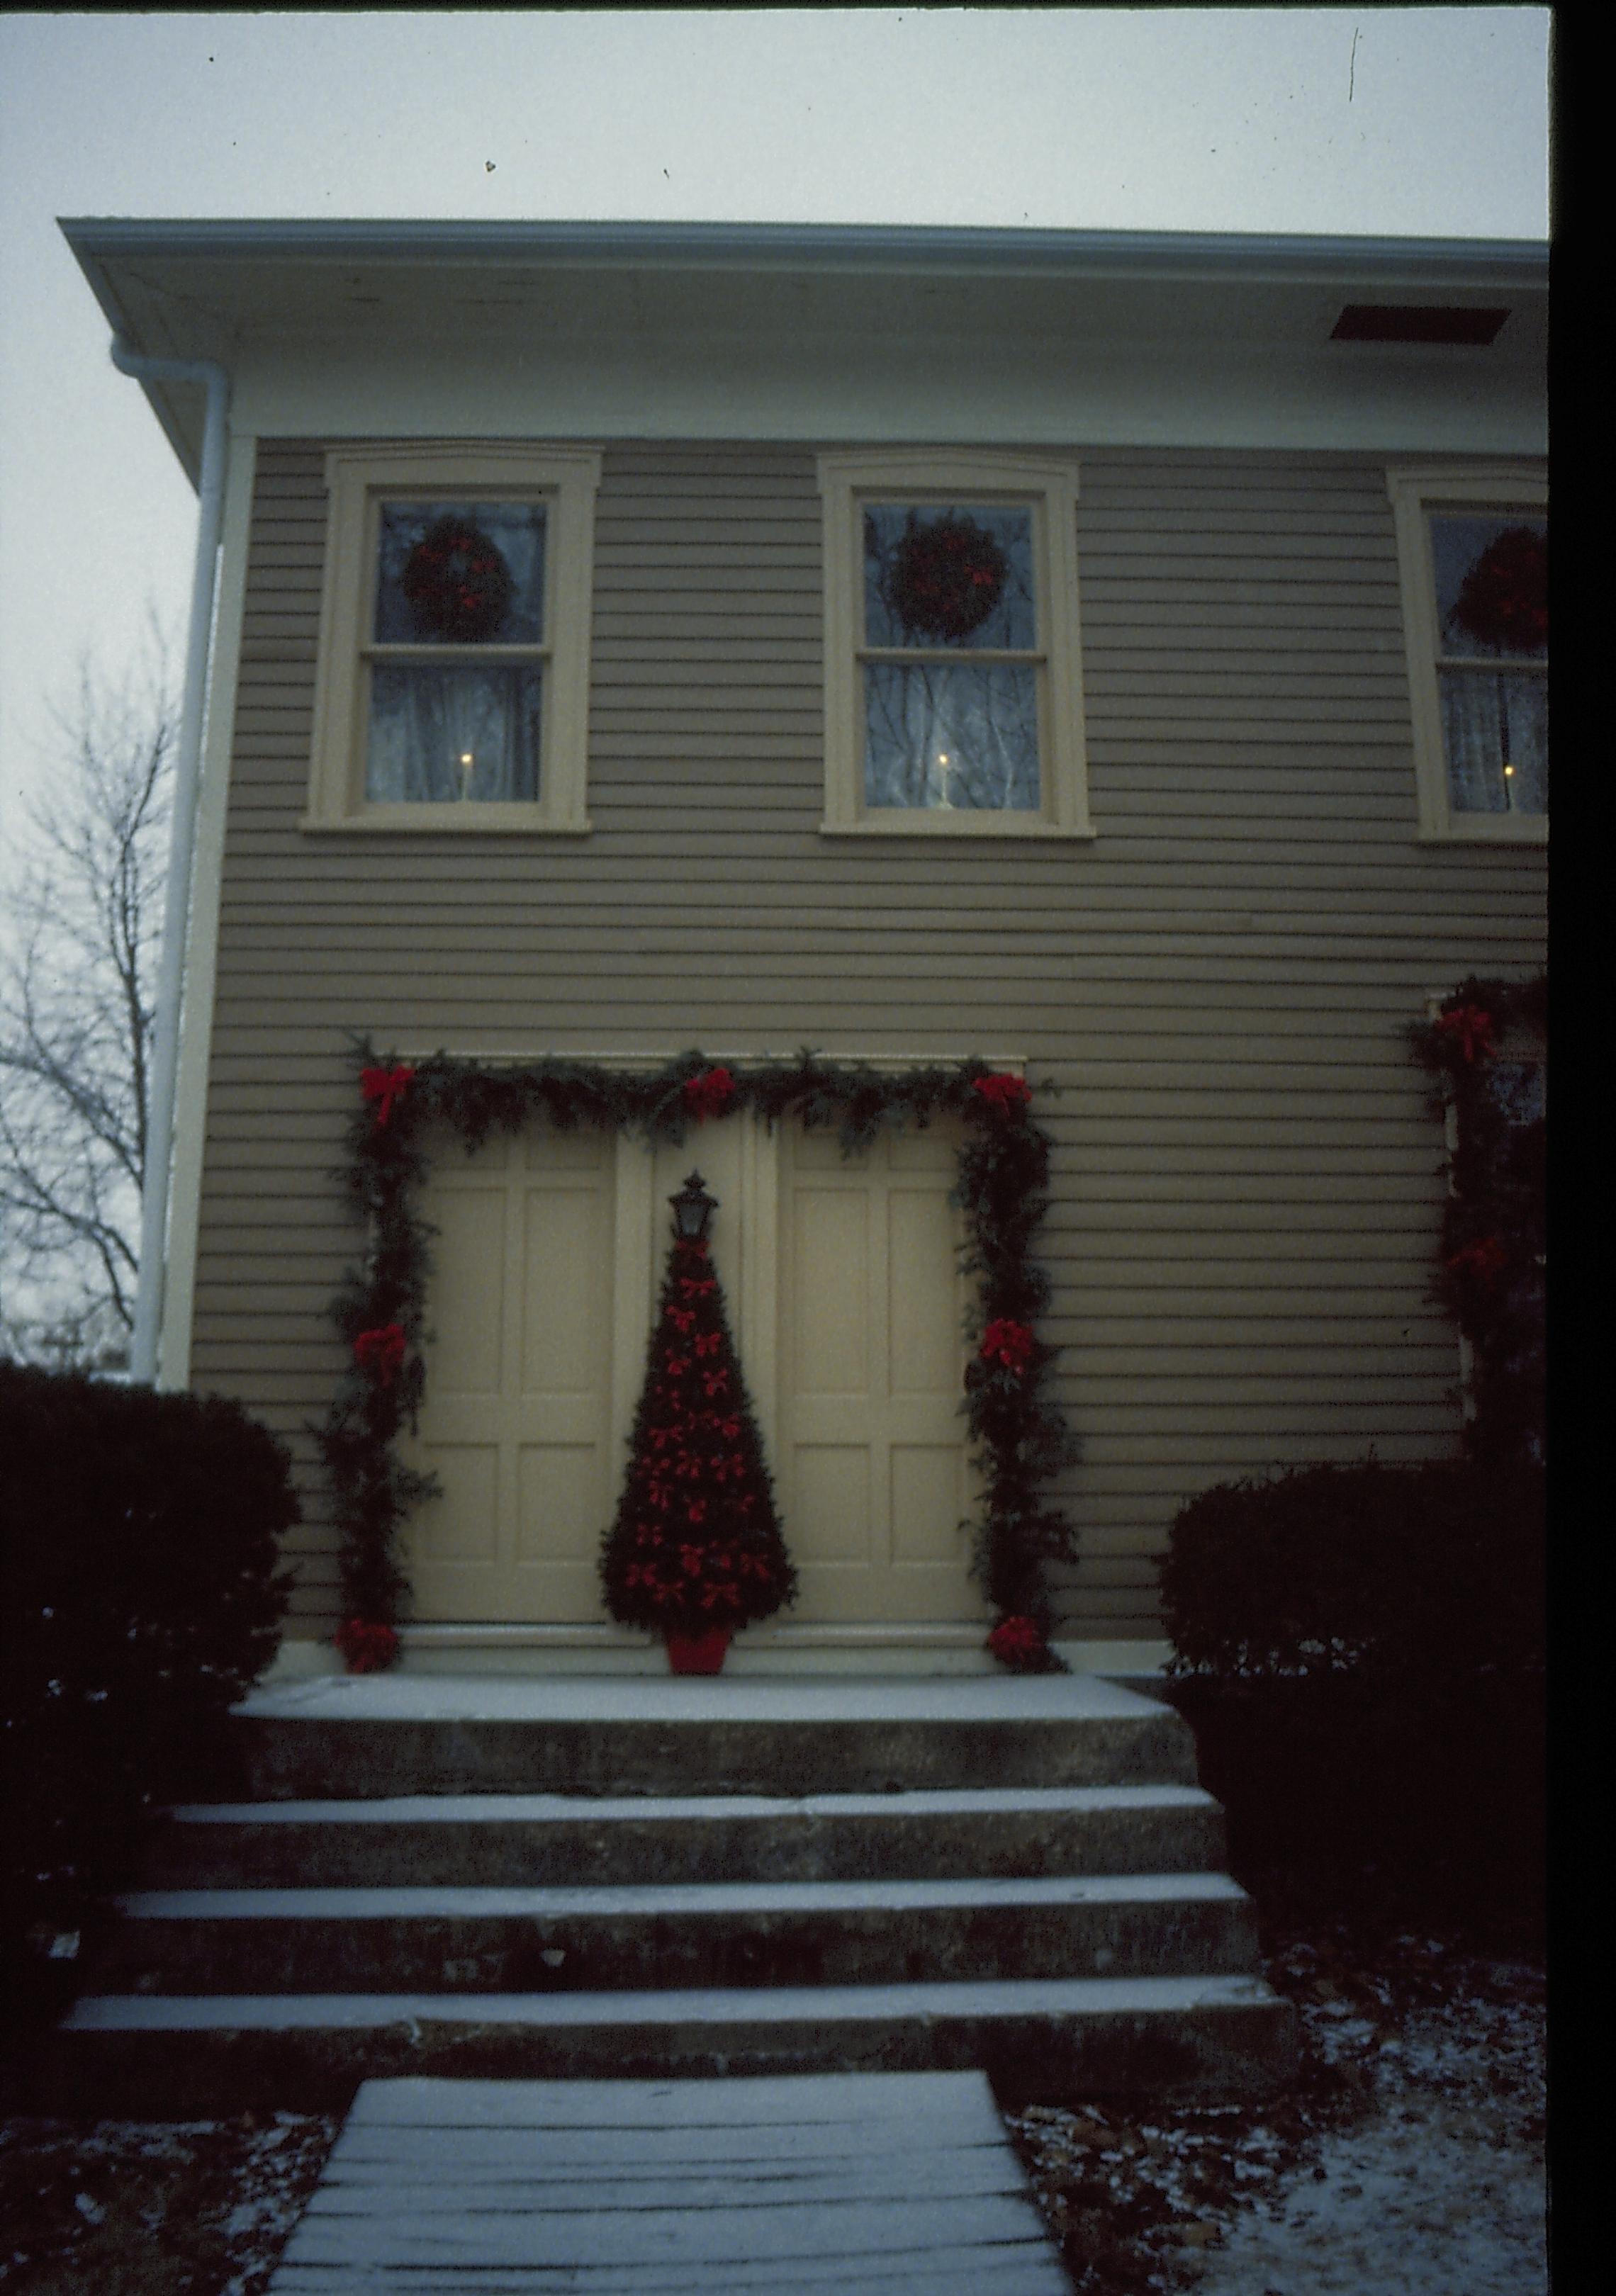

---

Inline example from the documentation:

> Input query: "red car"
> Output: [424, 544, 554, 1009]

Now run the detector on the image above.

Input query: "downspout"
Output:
[110, 342, 230, 1388]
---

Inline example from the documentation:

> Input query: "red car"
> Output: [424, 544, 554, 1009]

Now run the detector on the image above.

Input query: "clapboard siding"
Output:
[188, 439, 1545, 1638]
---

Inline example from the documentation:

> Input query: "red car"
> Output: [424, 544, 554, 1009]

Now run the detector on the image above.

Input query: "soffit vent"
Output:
[1330, 304, 1510, 345]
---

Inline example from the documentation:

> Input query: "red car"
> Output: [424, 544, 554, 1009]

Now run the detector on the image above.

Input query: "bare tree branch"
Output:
[0, 629, 176, 1369]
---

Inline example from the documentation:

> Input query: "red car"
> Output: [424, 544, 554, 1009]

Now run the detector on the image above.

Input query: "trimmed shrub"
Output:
[1, 1365, 296, 2023]
[1159, 1458, 1544, 1928]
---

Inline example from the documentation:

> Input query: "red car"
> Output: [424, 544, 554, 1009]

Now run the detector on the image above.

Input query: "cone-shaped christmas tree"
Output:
[600, 1173, 796, 1658]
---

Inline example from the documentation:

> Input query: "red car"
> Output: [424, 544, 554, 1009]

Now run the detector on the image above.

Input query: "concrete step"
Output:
[144, 1782, 1227, 1888]
[95, 1872, 1257, 1995]
[228, 1675, 1200, 1800]
[46, 1972, 1297, 2115]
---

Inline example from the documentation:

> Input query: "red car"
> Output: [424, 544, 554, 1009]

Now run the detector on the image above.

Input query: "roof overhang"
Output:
[62, 218, 1549, 482]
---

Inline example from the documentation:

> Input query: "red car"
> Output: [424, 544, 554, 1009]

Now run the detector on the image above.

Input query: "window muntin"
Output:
[1386, 470, 1547, 845]
[307, 447, 600, 834]
[818, 454, 1091, 839]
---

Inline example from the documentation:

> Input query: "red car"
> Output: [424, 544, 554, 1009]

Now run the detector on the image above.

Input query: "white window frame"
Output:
[305, 444, 602, 833]
[817, 451, 1093, 839]
[1386, 467, 1547, 846]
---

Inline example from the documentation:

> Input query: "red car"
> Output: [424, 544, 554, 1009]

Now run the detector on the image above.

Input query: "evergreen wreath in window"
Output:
[879, 512, 1010, 643]
[401, 514, 516, 642]
[599, 1171, 797, 1650]
[1449, 524, 1548, 655]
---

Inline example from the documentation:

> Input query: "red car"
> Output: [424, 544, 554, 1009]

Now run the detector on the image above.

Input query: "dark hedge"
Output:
[1159, 1458, 1545, 1931]
[1, 1365, 296, 2025]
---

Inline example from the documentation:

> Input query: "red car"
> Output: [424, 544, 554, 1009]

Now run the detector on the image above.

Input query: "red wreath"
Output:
[882, 514, 1009, 643]
[1451, 525, 1547, 655]
[400, 515, 515, 642]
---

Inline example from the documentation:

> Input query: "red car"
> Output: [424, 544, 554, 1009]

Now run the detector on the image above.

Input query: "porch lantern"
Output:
[670, 1170, 717, 1242]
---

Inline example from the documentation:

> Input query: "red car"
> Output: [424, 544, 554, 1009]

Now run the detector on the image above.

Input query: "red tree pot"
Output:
[665, 1627, 731, 1675]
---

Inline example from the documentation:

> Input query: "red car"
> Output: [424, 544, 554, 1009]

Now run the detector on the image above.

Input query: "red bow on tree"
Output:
[980, 1318, 1036, 1374]
[361, 1064, 416, 1127]
[354, 1323, 407, 1385]
[972, 1073, 1031, 1115]
[1434, 1007, 1496, 1064]
[684, 1067, 736, 1122]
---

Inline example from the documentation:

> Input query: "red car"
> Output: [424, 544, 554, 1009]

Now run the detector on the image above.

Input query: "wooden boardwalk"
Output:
[268, 2069, 1073, 2292]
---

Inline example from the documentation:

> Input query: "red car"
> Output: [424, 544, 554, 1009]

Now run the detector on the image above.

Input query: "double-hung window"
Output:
[817, 453, 1092, 837]
[306, 446, 601, 832]
[1387, 468, 1547, 843]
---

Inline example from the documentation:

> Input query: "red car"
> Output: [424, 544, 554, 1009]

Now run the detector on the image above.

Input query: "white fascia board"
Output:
[62, 219, 1547, 474]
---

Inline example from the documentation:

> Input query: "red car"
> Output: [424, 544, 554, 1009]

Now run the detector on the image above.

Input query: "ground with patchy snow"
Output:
[2, 1928, 1544, 2294]
[1007, 1928, 1547, 2294]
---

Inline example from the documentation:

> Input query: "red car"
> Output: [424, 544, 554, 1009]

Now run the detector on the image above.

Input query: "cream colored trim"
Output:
[817, 451, 1094, 840]
[1386, 466, 1547, 845]
[305, 443, 601, 835]
[157, 430, 258, 1390]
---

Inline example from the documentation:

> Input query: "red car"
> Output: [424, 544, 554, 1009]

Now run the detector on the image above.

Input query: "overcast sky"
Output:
[0, 8, 1550, 843]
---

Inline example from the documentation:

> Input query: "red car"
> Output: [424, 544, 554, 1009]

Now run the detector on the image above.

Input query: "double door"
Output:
[401, 1116, 977, 1626]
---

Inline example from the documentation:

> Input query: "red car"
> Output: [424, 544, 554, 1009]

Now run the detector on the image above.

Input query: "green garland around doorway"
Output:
[318, 1047, 1081, 1667]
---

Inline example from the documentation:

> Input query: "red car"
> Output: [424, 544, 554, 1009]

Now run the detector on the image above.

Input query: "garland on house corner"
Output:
[1410, 973, 1546, 1465]
[318, 1047, 1080, 1668]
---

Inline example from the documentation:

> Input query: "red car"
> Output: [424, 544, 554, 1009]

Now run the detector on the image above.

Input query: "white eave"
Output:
[62, 217, 1549, 473]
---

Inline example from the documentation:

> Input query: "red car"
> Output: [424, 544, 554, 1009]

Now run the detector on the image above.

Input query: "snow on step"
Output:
[116, 1871, 1246, 1919]
[268, 2070, 1072, 2293]
[66, 1970, 1278, 2028]
[168, 1782, 1215, 1824]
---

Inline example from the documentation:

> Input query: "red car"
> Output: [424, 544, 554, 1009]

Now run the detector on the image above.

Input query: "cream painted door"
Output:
[776, 1123, 979, 1623]
[403, 1127, 618, 1623]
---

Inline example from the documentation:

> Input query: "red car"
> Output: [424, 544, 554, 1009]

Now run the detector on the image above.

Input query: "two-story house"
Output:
[64, 220, 1547, 1684]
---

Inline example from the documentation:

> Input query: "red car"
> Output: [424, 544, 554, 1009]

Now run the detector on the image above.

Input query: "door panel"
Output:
[777, 1124, 978, 1622]
[405, 1129, 617, 1622]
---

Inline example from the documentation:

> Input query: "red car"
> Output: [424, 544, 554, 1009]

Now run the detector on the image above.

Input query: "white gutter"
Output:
[110, 341, 230, 1388]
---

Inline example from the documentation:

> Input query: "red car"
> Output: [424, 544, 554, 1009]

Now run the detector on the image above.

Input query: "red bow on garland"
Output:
[1447, 1236, 1509, 1286]
[361, 1064, 416, 1127]
[972, 1073, 1031, 1115]
[335, 1618, 399, 1674]
[684, 1066, 736, 1122]
[980, 1319, 1036, 1375]
[354, 1323, 407, 1385]
[987, 1614, 1048, 1667]
[1434, 1007, 1496, 1064]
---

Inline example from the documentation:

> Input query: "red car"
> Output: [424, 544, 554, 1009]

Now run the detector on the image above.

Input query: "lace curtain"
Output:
[1438, 670, 1547, 816]
[864, 664, 1040, 810]
[367, 666, 542, 802]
